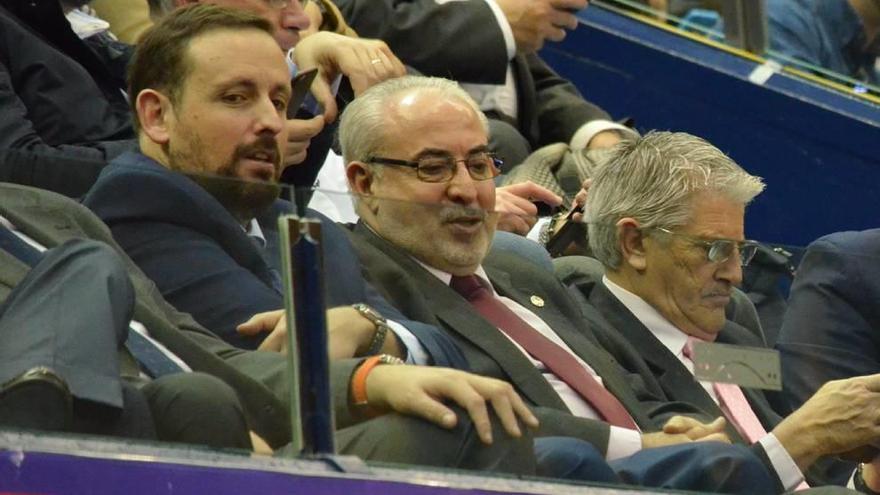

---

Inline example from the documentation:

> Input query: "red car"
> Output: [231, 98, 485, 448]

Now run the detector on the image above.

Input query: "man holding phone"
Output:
[152, 0, 407, 171]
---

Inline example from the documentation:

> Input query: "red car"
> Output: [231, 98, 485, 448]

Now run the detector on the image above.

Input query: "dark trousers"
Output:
[142, 372, 251, 449]
[332, 406, 536, 474]
[535, 437, 778, 494]
[0, 240, 251, 448]
[0, 239, 153, 438]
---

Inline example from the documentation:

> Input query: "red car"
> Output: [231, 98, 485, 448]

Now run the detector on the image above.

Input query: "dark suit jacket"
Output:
[0, 3, 135, 196]
[0, 182, 303, 447]
[778, 229, 880, 409]
[588, 282, 783, 442]
[331, 0, 612, 149]
[577, 277, 850, 487]
[82, 151, 466, 369]
[348, 222, 715, 456]
[776, 230, 880, 486]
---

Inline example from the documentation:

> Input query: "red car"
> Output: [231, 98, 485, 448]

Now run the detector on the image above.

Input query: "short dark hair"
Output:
[127, 4, 274, 132]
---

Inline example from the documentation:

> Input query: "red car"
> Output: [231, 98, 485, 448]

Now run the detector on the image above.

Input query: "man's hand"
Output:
[237, 310, 289, 353]
[642, 429, 731, 450]
[284, 115, 325, 167]
[662, 416, 730, 442]
[773, 374, 880, 471]
[495, 181, 562, 235]
[495, 0, 589, 53]
[568, 178, 590, 224]
[365, 365, 539, 444]
[236, 307, 404, 359]
[293, 32, 406, 122]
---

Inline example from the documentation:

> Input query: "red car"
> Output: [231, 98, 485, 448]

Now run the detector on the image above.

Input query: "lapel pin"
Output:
[530, 295, 545, 308]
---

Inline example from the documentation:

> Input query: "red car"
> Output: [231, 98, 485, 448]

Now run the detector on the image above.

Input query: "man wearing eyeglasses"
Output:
[574, 130, 880, 489]
[342, 76, 792, 494]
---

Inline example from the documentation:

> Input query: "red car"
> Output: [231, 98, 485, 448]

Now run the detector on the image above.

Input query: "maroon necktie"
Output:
[451, 274, 638, 430]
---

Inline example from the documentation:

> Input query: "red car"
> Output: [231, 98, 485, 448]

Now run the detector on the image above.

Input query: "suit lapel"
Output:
[354, 224, 569, 410]
[512, 55, 538, 145]
[589, 282, 747, 441]
[488, 263, 654, 427]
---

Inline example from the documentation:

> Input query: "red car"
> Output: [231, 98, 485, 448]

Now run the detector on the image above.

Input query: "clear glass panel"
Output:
[592, 0, 880, 100]
[2, 148, 878, 492]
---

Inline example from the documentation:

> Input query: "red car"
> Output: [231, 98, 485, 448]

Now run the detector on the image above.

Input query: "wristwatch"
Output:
[350, 354, 405, 416]
[352, 303, 392, 355]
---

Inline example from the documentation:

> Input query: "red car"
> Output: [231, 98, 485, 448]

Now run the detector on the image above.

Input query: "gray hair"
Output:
[586, 131, 765, 269]
[338, 75, 488, 166]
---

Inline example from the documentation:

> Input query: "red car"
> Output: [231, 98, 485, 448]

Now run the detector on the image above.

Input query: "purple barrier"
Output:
[0, 432, 640, 495]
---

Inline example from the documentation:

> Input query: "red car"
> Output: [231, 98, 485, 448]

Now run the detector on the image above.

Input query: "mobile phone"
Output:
[287, 67, 319, 119]
[545, 204, 586, 257]
[535, 201, 564, 217]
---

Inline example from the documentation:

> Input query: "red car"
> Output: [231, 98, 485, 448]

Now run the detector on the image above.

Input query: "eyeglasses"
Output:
[366, 152, 503, 183]
[653, 227, 760, 266]
[266, 0, 309, 9]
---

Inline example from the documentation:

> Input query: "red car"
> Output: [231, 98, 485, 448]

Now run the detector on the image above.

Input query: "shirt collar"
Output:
[417, 259, 496, 295]
[602, 275, 689, 358]
[245, 218, 267, 247]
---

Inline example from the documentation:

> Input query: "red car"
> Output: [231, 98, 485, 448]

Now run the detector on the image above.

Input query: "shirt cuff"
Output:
[569, 121, 639, 150]
[482, 0, 516, 60]
[759, 433, 806, 492]
[527, 217, 551, 242]
[606, 426, 642, 461]
[385, 320, 429, 365]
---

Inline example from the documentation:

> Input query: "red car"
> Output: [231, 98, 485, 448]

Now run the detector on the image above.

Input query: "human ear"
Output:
[136, 89, 173, 145]
[618, 218, 648, 271]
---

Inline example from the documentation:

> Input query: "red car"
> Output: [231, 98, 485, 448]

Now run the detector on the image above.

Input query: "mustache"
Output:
[234, 136, 281, 170]
[703, 285, 732, 298]
[438, 205, 487, 222]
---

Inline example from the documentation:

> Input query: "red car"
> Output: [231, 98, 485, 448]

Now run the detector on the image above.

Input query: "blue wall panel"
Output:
[541, 6, 880, 246]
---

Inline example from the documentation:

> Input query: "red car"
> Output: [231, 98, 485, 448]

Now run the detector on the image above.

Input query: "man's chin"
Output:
[191, 174, 280, 222]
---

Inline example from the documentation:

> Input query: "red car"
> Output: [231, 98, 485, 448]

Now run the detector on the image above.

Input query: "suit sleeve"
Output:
[108, 221, 283, 350]
[0, 62, 133, 195]
[527, 53, 614, 146]
[777, 237, 880, 410]
[363, 280, 470, 370]
[333, 0, 509, 84]
[532, 405, 612, 455]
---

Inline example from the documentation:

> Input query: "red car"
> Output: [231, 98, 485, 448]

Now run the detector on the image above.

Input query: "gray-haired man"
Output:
[567, 131, 880, 489]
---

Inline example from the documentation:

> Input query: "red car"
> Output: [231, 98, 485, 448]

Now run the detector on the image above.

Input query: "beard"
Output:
[373, 200, 497, 275]
[168, 134, 282, 224]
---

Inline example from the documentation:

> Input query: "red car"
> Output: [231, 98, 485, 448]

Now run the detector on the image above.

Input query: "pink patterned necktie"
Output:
[684, 337, 809, 490]
[683, 337, 766, 443]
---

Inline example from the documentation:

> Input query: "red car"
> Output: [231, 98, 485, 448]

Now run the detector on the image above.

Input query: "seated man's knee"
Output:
[336, 405, 535, 474]
[534, 437, 618, 482]
[142, 372, 250, 449]
[53, 239, 128, 283]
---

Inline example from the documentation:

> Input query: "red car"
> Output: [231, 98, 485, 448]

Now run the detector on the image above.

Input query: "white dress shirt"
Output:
[602, 276, 805, 490]
[419, 261, 642, 460]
